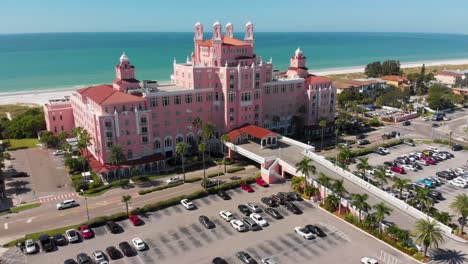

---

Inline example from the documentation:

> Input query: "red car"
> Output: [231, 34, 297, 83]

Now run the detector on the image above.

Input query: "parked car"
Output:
[129, 215, 143, 226]
[421, 157, 436, 165]
[288, 192, 302, 201]
[212, 257, 229, 264]
[166, 176, 182, 184]
[240, 183, 254, 193]
[181, 198, 196, 210]
[64, 259, 78, 264]
[294, 226, 315, 239]
[402, 121, 411, 126]
[415, 159, 428, 166]
[242, 218, 261, 231]
[403, 140, 415, 146]
[76, 253, 92, 264]
[199, 215, 215, 229]
[356, 134, 366, 139]
[105, 246, 122, 260]
[53, 233, 67, 246]
[230, 219, 247, 232]
[11, 171, 29, 178]
[217, 190, 231, 200]
[65, 229, 79, 243]
[451, 144, 463, 151]
[91, 250, 106, 263]
[261, 257, 276, 264]
[118, 241, 134, 257]
[390, 166, 405, 174]
[246, 203, 262, 213]
[401, 164, 417, 172]
[219, 210, 234, 221]
[235, 251, 256, 264]
[436, 171, 454, 180]
[270, 195, 285, 205]
[449, 179, 468, 188]
[261, 197, 278, 207]
[106, 221, 122, 234]
[238, 204, 252, 216]
[255, 178, 269, 187]
[79, 225, 93, 239]
[284, 201, 302, 214]
[357, 139, 370, 145]
[361, 257, 379, 264]
[250, 213, 268, 227]
[131, 237, 146, 251]
[24, 239, 37, 254]
[265, 208, 283, 219]
[305, 224, 327, 237]
[277, 192, 293, 201]
[56, 199, 78, 210]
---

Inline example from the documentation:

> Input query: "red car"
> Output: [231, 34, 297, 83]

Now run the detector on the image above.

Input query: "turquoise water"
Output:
[1, 32, 468, 93]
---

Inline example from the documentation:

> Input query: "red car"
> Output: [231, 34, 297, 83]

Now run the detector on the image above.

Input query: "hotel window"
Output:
[241, 92, 251, 102]
[196, 74, 201, 80]
[255, 82, 260, 89]
[254, 91, 260, 100]
[185, 94, 192, 104]
[59, 115, 62, 120]
[162, 96, 170, 106]
[289, 84, 294, 92]
[265, 87, 270, 94]
[127, 149, 133, 159]
[122, 105, 126, 111]
[124, 120, 129, 126]
[229, 83, 234, 90]
[196, 93, 203, 102]
[141, 127, 148, 134]
[106, 142, 112, 148]
[215, 92, 219, 101]
[53, 116, 56, 121]
[255, 73, 260, 80]
[127, 140, 131, 145]
[229, 93, 235, 103]
[164, 120, 170, 126]
[61, 126, 64, 131]
[207, 93, 213, 101]
[142, 136, 148, 145]
[229, 75, 234, 80]
[174, 95, 181, 105]
[281, 85, 286, 93]
[255, 105, 260, 111]
[153, 139, 161, 149]
[150, 97, 157, 107]
[165, 137, 173, 147]
[105, 131, 113, 138]
[273, 86, 279, 94]
[140, 117, 147, 124]
[105, 121, 112, 128]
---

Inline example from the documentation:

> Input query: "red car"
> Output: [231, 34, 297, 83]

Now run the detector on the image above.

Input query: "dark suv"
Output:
[76, 253, 92, 264]
[106, 221, 122, 234]
[39, 234, 54, 252]
[284, 201, 302, 214]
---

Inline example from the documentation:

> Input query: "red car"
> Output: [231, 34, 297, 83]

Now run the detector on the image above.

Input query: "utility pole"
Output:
[80, 189, 90, 221]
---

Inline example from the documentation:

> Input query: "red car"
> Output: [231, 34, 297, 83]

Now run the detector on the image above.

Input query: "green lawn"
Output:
[9, 203, 41, 213]
[7, 138, 39, 150]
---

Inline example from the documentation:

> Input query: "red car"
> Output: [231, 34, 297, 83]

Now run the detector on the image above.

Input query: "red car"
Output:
[390, 166, 405, 174]
[421, 157, 436, 165]
[129, 215, 143, 226]
[240, 183, 254, 193]
[79, 225, 93, 239]
[255, 178, 269, 187]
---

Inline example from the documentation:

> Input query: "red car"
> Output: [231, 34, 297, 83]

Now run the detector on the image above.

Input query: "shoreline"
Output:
[1, 57, 468, 105]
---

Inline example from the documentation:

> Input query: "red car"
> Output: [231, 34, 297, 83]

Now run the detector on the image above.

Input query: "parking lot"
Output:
[1, 184, 417, 264]
[351, 142, 467, 218]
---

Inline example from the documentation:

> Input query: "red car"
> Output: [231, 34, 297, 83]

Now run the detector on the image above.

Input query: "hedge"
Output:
[184, 177, 203, 183]
[207, 172, 225, 178]
[432, 139, 468, 150]
[83, 179, 129, 195]
[138, 182, 184, 195]
[352, 139, 403, 157]
[226, 167, 245, 173]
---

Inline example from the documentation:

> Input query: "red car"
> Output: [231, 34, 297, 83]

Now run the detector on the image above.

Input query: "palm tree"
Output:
[201, 122, 216, 158]
[413, 218, 445, 257]
[72, 127, 92, 171]
[373, 202, 393, 233]
[198, 142, 207, 179]
[392, 177, 411, 199]
[121, 194, 132, 216]
[176, 142, 188, 182]
[373, 167, 388, 188]
[319, 118, 327, 150]
[331, 179, 348, 197]
[295, 157, 316, 189]
[356, 157, 370, 180]
[317, 173, 332, 188]
[413, 188, 434, 213]
[434, 211, 451, 226]
[450, 193, 468, 234]
[351, 193, 370, 223]
[220, 134, 230, 174]
[108, 144, 127, 179]
[192, 117, 203, 131]
[324, 194, 340, 212]
[337, 147, 353, 165]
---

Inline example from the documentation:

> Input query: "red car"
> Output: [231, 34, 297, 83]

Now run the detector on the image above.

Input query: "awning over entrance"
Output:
[227, 124, 278, 149]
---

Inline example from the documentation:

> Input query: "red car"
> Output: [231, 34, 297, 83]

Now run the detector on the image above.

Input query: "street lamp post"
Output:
[80, 189, 90, 221]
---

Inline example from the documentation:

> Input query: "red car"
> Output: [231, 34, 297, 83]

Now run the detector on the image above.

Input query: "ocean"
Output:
[1, 32, 468, 93]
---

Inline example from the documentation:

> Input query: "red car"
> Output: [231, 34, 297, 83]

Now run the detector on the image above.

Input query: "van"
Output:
[56, 199, 77, 210]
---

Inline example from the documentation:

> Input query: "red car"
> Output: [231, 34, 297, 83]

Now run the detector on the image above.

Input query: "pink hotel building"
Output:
[44, 22, 336, 177]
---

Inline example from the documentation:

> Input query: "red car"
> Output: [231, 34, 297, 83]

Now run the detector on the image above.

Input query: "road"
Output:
[0, 166, 258, 245]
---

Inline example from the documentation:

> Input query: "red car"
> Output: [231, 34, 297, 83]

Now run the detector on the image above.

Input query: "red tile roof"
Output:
[381, 75, 407, 82]
[227, 124, 277, 141]
[200, 36, 248, 47]
[306, 75, 332, 85]
[77, 84, 145, 105]
[437, 71, 463, 77]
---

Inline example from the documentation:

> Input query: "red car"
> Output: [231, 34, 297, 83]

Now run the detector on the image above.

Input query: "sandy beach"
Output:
[1, 58, 468, 106]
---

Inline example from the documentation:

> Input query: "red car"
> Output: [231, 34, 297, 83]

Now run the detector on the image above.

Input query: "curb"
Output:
[307, 199, 426, 264]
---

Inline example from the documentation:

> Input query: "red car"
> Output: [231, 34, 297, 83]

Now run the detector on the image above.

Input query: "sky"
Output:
[1, 0, 467, 34]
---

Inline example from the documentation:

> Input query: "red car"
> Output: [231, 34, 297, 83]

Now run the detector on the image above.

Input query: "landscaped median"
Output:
[3, 174, 260, 248]
[0, 203, 41, 216]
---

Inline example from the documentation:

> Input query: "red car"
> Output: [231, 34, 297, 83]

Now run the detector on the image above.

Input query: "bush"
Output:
[131, 175, 149, 182]
[83, 184, 112, 195]
[344, 212, 357, 224]
[353, 139, 403, 157]
[226, 167, 245, 173]
[207, 172, 225, 178]
[138, 182, 184, 195]
[185, 177, 202, 183]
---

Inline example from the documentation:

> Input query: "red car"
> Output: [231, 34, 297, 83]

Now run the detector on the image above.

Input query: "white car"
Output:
[92, 250, 106, 263]
[385, 170, 395, 177]
[250, 213, 268, 227]
[24, 239, 37, 254]
[401, 164, 417, 172]
[294, 226, 314, 239]
[378, 147, 389, 154]
[449, 180, 467, 188]
[426, 146, 439, 153]
[56, 199, 77, 210]
[368, 168, 377, 175]
[180, 199, 195, 210]
[166, 176, 182, 184]
[261, 257, 276, 264]
[453, 168, 465, 175]
[246, 203, 261, 213]
[230, 219, 246, 232]
[415, 159, 428, 166]
[455, 177, 468, 184]
[132, 237, 146, 251]
[219, 210, 234, 222]
[65, 229, 79, 243]
[361, 257, 379, 264]
[434, 153, 447, 160]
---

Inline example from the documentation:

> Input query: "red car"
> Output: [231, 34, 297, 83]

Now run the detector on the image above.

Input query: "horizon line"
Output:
[0, 30, 465, 36]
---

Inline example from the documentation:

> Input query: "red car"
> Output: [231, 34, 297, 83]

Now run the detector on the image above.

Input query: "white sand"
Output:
[1, 58, 468, 106]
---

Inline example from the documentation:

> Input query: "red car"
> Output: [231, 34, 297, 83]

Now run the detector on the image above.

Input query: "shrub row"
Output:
[184, 177, 203, 183]
[83, 179, 129, 195]
[207, 172, 225, 178]
[138, 182, 184, 195]
[352, 139, 403, 157]
[226, 167, 245, 173]
[432, 139, 468, 150]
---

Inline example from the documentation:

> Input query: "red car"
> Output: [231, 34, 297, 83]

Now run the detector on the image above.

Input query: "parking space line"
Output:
[4, 222, 8, 230]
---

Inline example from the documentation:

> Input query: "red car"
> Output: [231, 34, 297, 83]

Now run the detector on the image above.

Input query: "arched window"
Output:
[187, 134, 194, 144]
[165, 137, 173, 148]
[176, 135, 184, 144]
[153, 139, 161, 149]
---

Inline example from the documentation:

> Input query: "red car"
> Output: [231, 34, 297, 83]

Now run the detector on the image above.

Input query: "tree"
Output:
[433, 211, 451, 226]
[201, 122, 216, 158]
[72, 127, 92, 172]
[295, 157, 316, 189]
[337, 147, 353, 165]
[411, 188, 434, 213]
[381, 60, 401, 76]
[198, 142, 207, 179]
[319, 118, 327, 150]
[426, 84, 454, 110]
[365, 61, 382, 78]
[450, 193, 468, 234]
[331, 179, 348, 198]
[108, 144, 126, 166]
[192, 117, 203, 144]
[324, 194, 340, 212]
[373, 202, 393, 233]
[351, 193, 370, 223]
[220, 134, 230, 174]
[317, 173, 331, 189]
[121, 194, 132, 216]
[391, 177, 411, 199]
[373, 168, 388, 188]
[356, 158, 370, 181]
[413, 218, 445, 257]
[176, 142, 188, 182]
[39, 131, 59, 148]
